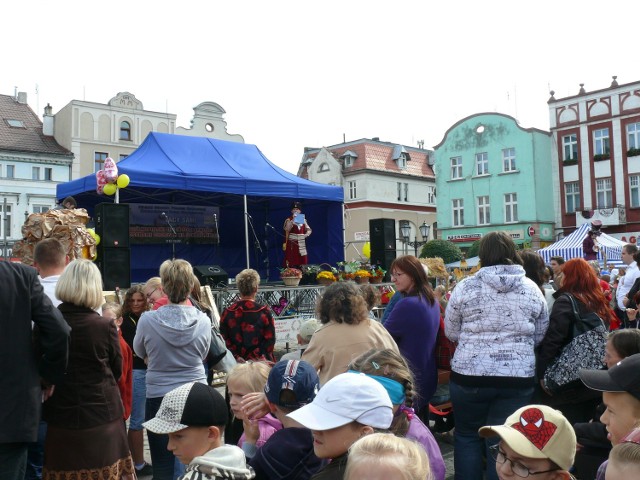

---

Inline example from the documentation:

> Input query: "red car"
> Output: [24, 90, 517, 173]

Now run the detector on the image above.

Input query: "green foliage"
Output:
[466, 240, 481, 258]
[420, 239, 463, 264]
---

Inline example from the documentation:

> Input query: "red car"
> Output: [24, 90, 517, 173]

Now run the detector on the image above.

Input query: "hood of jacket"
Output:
[141, 305, 210, 348]
[474, 264, 528, 293]
[185, 445, 255, 479]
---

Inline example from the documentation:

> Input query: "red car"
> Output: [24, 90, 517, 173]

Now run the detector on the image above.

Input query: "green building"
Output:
[433, 113, 555, 250]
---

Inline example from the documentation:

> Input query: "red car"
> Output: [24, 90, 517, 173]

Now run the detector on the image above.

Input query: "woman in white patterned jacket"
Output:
[444, 231, 549, 480]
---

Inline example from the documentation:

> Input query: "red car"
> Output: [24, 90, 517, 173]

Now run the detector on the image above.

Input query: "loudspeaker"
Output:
[194, 265, 229, 287]
[96, 247, 131, 290]
[95, 203, 130, 248]
[370, 219, 397, 271]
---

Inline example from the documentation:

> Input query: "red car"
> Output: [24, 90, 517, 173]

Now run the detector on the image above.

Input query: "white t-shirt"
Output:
[617, 262, 640, 310]
[39, 275, 61, 307]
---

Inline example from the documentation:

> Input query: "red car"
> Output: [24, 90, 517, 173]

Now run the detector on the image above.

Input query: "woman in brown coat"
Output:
[43, 259, 134, 479]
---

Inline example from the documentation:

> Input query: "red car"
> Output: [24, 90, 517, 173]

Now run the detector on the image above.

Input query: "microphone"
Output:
[214, 213, 220, 245]
[266, 222, 271, 227]
[161, 212, 167, 218]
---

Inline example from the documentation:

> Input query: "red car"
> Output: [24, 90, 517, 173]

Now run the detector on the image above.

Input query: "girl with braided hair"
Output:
[348, 348, 445, 480]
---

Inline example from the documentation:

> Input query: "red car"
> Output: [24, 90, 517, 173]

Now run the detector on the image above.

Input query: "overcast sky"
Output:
[3, 0, 637, 174]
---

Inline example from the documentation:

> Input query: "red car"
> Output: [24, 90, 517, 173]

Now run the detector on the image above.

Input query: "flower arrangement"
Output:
[280, 267, 302, 278]
[317, 270, 338, 281]
[371, 266, 386, 278]
[354, 269, 372, 278]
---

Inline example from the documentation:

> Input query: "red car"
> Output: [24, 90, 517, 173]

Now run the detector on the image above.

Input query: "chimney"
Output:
[43, 103, 54, 136]
[17, 91, 27, 104]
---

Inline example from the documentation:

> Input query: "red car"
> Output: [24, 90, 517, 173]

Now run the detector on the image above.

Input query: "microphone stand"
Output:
[245, 213, 263, 269]
[263, 223, 270, 282]
[162, 213, 178, 260]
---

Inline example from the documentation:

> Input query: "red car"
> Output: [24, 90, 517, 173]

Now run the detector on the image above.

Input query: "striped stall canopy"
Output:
[537, 223, 625, 265]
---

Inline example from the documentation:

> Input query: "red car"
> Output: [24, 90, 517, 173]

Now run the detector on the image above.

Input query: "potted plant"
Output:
[280, 267, 302, 286]
[354, 269, 373, 284]
[316, 270, 337, 286]
[370, 266, 386, 284]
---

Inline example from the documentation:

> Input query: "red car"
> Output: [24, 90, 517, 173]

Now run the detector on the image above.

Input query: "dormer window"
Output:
[340, 150, 358, 168]
[392, 145, 410, 169]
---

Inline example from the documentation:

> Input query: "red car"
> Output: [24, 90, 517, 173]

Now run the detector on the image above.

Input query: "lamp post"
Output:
[400, 220, 431, 257]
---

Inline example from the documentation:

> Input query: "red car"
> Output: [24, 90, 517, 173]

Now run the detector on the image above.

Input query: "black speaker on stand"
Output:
[369, 218, 397, 271]
[94, 203, 131, 290]
[194, 265, 229, 288]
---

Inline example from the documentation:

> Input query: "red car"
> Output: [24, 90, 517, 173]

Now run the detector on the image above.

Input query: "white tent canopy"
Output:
[537, 223, 625, 264]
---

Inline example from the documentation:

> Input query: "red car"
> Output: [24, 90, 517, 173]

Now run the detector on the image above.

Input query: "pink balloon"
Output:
[104, 157, 118, 183]
[96, 184, 104, 195]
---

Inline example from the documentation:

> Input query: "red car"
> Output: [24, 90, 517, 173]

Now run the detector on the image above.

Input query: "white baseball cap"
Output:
[287, 372, 393, 431]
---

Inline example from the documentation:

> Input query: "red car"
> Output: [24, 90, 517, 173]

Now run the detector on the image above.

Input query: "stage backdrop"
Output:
[57, 133, 344, 283]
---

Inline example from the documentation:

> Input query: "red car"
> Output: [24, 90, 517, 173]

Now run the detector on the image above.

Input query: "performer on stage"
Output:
[283, 201, 312, 267]
[583, 220, 602, 261]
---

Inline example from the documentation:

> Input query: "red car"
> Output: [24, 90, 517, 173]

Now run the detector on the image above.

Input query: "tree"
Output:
[420, 239, 463, 264]
[466, 240, 481, 258]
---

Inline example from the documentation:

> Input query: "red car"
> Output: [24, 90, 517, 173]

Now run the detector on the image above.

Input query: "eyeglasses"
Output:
[390, 271, 405, 279]
[145, 287, 158, 299]
[490, 445, 560, 478]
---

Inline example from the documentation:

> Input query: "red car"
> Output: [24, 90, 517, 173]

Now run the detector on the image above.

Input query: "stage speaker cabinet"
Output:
[96, 247, 131, 290]
[194, 265, 229, 288]
[369, 218, 397, 271]
[95, 203, 130, 248]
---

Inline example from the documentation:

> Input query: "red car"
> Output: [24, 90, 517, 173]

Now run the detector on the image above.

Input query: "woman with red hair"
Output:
[537, 258, 616, 424]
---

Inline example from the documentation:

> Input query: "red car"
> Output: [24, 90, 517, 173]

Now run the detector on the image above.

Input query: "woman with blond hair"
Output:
[133, 259, 211, 480]
[43, 259, 134, 479]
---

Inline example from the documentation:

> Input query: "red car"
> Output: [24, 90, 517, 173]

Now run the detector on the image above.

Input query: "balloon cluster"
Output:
[86, 228, 101, 260]
[362, 241, 371, 259]
[96, 157, 130, 195]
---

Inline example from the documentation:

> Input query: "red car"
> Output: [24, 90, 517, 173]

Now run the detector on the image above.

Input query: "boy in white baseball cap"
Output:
[287, 371, 393, 479]
[479, 404, 576, 480]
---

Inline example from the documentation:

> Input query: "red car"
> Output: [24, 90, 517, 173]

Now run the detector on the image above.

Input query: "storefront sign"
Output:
[354, 231, 370, 241]
[446, 233, 482, 243]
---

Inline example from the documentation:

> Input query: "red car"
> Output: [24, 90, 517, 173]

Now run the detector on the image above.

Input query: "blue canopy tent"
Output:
[537, 223, 625, 266]
[57, 132, 345, 283]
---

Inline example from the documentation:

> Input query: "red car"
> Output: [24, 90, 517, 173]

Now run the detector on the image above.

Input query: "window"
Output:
[344, 155, 354, 167]
[396, 182, 408, 201]
[0, 203, 12, 237]
[475, 152, 489, 176]
[477, 196, 490, 225]
[504, 193, 518, 223]
[119, 154, 129, 160]
[94, 152, 108, 172]
[502, 148, 516, 172]
[628, 123, 640, 150]
[44, 167, 52, 181]
[397, 153, 407, 169]
[563, 134, 578, 161]
[317, 162, 329, 173]
[32, 167, 40, 180]
[120, 121, 131, 141]
[594, 128, 610, 156]
[6, 165, 14, 178]
[349, 180, 357, 199]
[596, 177, 612, 208]
[565, 182, 581, 213]
[630, 176, 640, 208]
[427, 186, 436, 205]
[33, 204, 50, 214]
[5, 119, 24, 128]
[451, 157, 463, 179]
[452, 199, 464, 226]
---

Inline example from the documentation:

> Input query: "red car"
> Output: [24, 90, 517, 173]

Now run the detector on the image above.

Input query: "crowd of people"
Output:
[3, 232, 640, 480]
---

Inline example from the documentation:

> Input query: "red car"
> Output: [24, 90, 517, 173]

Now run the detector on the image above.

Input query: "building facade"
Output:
[434, 113, 555, 250]
[298, 138, 436, 260]
[549, 78, 640, 243]
[0, 92, 73, 258]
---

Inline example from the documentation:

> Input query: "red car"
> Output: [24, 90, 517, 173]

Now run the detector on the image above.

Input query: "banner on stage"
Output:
[129, 204, 220, 245]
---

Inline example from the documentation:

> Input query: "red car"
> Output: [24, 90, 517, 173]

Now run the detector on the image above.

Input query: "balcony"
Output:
[576, 205, 626, 227]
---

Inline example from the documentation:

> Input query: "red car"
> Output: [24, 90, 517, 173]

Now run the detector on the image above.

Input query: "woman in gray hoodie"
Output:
[444, 232, 549, 480]
[134, 259, 212, 480]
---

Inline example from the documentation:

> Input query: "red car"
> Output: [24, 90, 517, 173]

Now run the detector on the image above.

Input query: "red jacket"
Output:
[118, 330, 133, 420]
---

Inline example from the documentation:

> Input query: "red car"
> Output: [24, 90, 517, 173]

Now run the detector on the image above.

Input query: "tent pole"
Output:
[244, 195, 250, 269]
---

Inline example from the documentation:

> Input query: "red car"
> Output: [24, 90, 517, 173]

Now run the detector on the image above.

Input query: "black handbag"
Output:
[543, 293, 608, 393]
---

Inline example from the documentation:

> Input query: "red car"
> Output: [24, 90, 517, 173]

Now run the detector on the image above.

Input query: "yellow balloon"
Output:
[94, 233, 101, 246]
[117, 174, 130, 189]
[91, 251, 98, 261]
[362, 241, 371, 259]
[103, 183, 117, 195]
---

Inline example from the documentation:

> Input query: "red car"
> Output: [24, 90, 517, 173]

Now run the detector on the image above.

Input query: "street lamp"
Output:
[400, 220, 431, 256]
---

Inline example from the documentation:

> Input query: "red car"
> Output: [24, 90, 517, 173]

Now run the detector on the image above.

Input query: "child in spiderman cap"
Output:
[479, 404, 577, 480]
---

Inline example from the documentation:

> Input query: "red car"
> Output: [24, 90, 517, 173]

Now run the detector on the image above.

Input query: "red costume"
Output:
[117, 330, 133, 420]
[283, 208, 312, 267]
